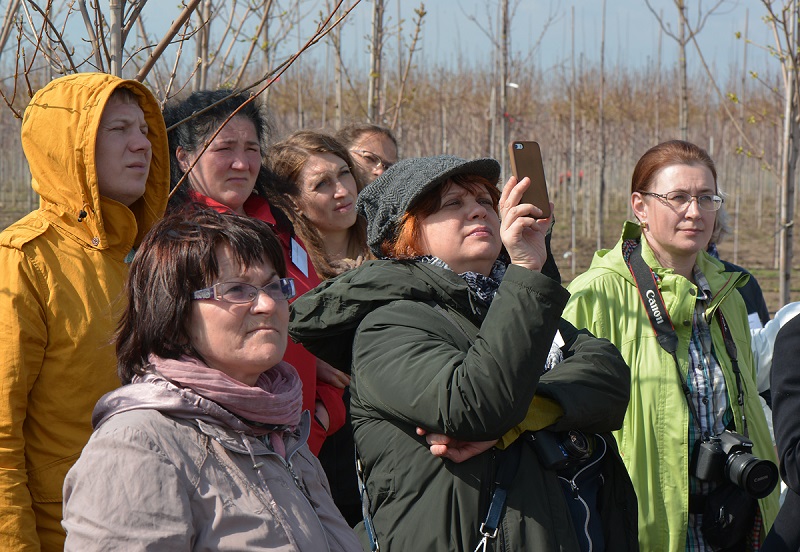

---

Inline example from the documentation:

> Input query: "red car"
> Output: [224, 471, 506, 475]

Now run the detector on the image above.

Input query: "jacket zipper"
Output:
[556, 435, 607, 552]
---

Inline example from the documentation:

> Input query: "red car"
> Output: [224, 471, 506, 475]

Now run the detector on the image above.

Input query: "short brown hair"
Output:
[116, 208, 286, 384]
[336, 123, 398, 152]
[631, 140, 718, 195]
[382, 174, 501, 258]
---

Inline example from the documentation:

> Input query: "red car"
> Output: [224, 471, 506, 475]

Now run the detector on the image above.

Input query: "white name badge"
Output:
[291, 238, 309, 278]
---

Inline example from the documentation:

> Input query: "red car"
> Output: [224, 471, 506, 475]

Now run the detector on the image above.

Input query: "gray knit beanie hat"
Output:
[357, 155, 501, 257]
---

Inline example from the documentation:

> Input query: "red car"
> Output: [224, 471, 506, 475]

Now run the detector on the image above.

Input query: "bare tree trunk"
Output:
[500, 0, 509, 175]
[734, 10, 749, 264]
[262, 0, 272, 109]
[488, 85, 496, 158]
[334, 22, 343, 129]
[655, 12, 662, 143]
[488, 2, 499, 161]
[296, 4, 304, 129]
[390, 4, 426, 132]
[396, 0, 402, 131]
[321, 37, 329, 127]
[677, 0, 689, 140]
[193, 0, 211, 91]
[367, 0, 384, 123]
[109, 0, 123, 76]
[441, 95, 448, 153]
[596, 0, 607, 250]
[0, 0, 21, 63]
[779, 1, 799, 306]
[570, 6, 577, 275]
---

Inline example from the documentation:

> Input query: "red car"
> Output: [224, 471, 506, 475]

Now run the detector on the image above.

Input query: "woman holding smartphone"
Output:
[289, 155, 638, 551]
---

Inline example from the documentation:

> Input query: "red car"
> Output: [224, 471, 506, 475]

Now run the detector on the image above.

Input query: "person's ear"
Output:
[631, 191, 648, 225]
[176, 147, 191, 173]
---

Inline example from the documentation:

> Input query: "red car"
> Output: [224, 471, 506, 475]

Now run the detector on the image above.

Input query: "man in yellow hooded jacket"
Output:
[0, 73, 169, 551]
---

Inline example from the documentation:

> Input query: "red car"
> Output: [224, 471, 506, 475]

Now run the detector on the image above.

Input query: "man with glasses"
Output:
[336, 123, 398, 189]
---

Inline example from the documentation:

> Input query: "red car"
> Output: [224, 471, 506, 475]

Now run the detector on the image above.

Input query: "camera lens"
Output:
[560, 430, 590, 458]
[725, 452, 779, 499]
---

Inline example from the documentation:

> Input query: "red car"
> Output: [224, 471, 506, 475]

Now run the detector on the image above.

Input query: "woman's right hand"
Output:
[498, 175, 553, 272]
[416, 428, 498, 463]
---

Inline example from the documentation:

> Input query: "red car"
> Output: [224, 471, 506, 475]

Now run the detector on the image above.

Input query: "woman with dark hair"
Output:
[563, 140, 780, 551]
[163, 91, 345, 455]
[266, 130, 371, 280]
[61, 209, 360, 551]
[289, 155, 638, 551]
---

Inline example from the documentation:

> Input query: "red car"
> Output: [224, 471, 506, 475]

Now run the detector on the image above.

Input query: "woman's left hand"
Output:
[316, 358, 351, 388]
[416, 427, 498, 463]
[498, 175, 553, 272]
[314, 400, 330, 432]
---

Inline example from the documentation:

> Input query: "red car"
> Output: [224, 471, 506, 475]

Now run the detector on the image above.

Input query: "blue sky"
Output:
[43, 0, 774, 86]
[328, 0, 772, 82]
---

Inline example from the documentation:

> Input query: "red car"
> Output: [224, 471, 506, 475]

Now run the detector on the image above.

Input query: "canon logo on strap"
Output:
[645, 289, 664, 325]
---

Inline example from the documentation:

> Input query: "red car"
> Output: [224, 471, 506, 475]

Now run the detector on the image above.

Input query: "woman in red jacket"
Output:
[162, 90, 345, 454]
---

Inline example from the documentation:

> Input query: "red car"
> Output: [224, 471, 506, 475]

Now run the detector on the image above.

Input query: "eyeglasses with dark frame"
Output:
[350, 149, 394, 171]
[192, 278, 296, 304]
[641, 191, 724, 212]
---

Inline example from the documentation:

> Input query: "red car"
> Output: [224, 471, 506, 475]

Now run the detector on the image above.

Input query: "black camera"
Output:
[529, 429, 593, 471]
[692, 430, 778, 499]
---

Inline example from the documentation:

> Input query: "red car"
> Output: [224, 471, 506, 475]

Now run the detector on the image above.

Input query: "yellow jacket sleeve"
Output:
[496, 395, 564, 450]
[0, 246, 47, 550]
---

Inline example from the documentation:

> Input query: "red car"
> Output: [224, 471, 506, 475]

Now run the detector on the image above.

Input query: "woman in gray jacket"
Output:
[62, 208, 360, 552]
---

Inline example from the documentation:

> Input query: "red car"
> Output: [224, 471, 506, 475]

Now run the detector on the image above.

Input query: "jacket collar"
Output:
[594, 220, 749, 308]
[197, 410, 311, 460]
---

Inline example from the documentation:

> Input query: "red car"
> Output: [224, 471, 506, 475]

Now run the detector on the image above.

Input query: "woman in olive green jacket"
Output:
[290, 155, 638, 551]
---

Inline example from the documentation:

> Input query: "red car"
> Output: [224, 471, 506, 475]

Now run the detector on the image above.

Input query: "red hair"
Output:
[381, 174, 501, 258]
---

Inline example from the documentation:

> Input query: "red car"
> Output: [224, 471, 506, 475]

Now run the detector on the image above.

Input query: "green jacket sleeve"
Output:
[350, 266, 569, 441]
[496, 320, 631, 448]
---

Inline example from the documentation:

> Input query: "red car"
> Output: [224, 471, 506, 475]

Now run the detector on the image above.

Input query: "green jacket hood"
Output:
[21, 72, 169, 250]
[290, 259, 484, 371]
[587, 220, 748, 306]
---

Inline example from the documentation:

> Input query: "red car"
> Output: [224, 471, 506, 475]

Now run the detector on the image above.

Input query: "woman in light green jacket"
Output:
[563, 140, 780, 552]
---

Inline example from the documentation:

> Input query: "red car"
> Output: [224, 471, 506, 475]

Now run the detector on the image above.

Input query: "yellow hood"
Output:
[21, 72, 169, 250]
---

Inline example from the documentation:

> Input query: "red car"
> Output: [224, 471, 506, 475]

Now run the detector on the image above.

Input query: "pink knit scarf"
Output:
[148, 355, 303, 457]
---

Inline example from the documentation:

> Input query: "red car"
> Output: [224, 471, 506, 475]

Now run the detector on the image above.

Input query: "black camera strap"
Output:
[715, 312, 748, 436]
[626, 242, 748, 438]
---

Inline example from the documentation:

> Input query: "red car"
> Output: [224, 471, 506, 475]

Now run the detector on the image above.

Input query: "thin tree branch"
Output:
[135, 0, 202, 82]
[390, 3, 425, 130]
[231, 0, 273, 89]
[28, 0, 77, 72]
[0, 0, 22, 62]
[121, 0, 147, 44]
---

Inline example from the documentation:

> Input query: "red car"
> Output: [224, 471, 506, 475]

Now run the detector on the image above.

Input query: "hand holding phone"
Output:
[508, 140, 551, 219]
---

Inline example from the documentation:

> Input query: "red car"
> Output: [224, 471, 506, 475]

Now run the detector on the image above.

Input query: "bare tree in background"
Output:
[645, 0, 726, 140]
[463, 0, 554, 172]
[0, 0, 353, 112]
[193, 0, 211, 90]
[761, 0, 800, 306]
[597, 0, 607, 250]
[367, 0, 384, 122]
[389, 2, 426, 131]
